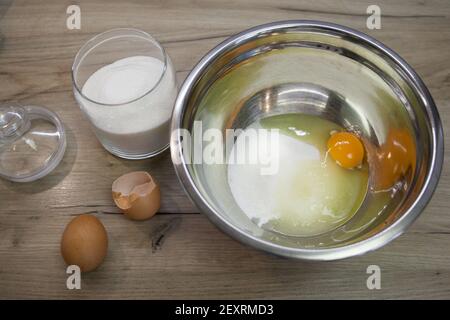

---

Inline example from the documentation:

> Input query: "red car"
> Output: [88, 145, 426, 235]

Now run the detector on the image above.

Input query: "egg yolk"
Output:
[327, 132, 365, 169]
[374, 128, 415, 190]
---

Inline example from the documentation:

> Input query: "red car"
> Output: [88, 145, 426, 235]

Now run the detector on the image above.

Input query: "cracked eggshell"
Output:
[112, 171, 161, 220]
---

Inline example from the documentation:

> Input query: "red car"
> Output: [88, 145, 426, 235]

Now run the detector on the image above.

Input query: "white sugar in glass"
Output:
[72, 29, 177, 159]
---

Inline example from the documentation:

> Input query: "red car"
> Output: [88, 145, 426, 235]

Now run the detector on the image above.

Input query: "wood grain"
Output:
[0, 0, 450, 299]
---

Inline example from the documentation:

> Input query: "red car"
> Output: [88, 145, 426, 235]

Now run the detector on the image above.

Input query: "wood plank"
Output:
[0, 212, 449, 299]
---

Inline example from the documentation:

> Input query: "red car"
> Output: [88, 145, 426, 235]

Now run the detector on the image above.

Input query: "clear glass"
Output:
[0, 104, 66, 182]
[72, 28, 177, 159]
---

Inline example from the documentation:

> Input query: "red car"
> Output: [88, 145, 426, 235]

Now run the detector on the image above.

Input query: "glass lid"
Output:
[0, 103, 66, 182]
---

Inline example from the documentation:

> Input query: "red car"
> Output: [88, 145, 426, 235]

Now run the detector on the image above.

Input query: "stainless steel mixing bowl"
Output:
[171, 20, 443, 260]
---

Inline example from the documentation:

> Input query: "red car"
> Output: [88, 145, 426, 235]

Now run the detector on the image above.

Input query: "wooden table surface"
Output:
[0, 0, 449, 299]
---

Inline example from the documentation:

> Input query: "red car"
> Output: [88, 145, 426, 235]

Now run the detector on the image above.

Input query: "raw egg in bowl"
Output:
[171, 21, 443, 260]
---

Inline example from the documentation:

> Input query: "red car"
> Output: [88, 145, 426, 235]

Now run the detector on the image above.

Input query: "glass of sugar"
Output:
[72, 28, 177, 159]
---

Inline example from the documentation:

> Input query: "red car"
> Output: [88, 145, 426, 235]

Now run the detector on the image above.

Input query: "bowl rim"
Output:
[170, 20, 444, 261]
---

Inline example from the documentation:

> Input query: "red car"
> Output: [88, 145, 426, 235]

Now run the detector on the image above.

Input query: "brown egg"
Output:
[112, 171, 160, 220]
[61, 214, 108, 272]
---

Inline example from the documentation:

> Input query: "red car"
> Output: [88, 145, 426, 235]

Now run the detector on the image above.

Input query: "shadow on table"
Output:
[0, 0, 13, 21]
